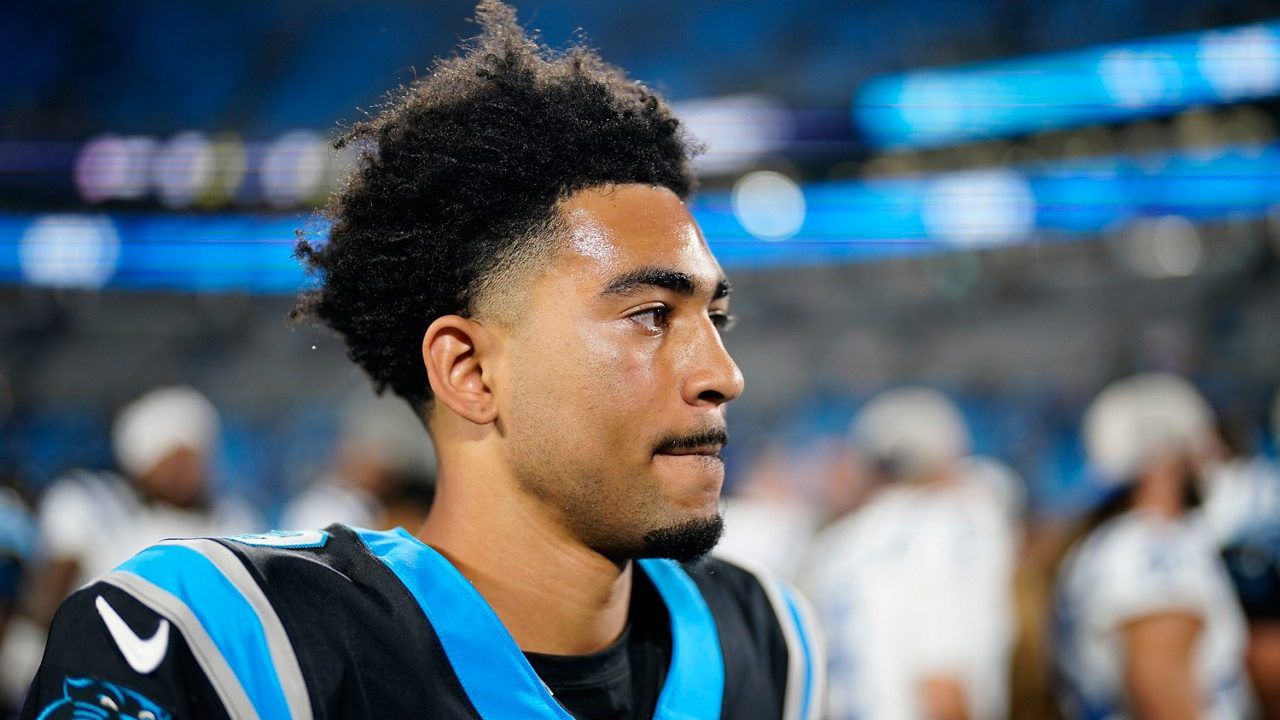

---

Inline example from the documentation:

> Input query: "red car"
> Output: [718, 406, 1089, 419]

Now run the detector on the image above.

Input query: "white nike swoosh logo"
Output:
[96, 595, 170, 674]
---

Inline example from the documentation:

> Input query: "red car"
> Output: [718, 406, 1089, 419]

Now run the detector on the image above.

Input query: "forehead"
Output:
[555, 184, 724, 289]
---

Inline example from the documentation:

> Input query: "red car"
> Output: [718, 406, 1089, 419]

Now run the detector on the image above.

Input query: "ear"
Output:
[422, 315, 499, 425]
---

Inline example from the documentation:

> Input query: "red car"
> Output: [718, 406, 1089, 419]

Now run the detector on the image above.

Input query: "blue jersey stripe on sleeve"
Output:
[114, 544, 293, 720]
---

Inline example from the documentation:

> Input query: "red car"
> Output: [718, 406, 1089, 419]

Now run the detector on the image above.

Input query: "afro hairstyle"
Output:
[293, 0, 700, 411]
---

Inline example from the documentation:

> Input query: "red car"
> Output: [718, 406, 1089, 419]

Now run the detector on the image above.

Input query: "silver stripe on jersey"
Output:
[712, 554, 826, 720]
[99, 571, 261, 720]
[162, 538, 315, 720]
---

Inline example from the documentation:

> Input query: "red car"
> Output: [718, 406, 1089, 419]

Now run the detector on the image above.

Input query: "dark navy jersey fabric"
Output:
[1222, 519, 1280, 621]
[23, 524, 810, 719]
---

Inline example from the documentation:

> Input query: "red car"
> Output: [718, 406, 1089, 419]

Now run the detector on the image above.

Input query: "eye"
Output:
[98, 694, 119, 711]
[627, 305, 669, 333]
[710, 312, 737, 333]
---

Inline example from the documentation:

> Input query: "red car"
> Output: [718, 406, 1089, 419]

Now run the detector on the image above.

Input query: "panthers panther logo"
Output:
[37, 676, 171, 720]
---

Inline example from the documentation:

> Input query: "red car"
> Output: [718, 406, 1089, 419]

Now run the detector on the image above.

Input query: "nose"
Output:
[681, 320, 745, 408]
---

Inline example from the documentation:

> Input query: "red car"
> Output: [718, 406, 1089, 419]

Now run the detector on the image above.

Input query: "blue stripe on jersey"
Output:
[637, 558, 725, 720]
[115, 544, 292, 720]
[355, 528, 726, 720]
[357, 527, 572, 720]
[778, 585, 815, 720]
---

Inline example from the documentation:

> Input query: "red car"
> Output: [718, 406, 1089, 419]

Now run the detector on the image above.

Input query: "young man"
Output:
[22, 3, 823, 718]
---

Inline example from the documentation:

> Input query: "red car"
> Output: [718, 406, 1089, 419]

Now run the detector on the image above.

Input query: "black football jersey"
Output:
[1222, 517, 1280, 621]
[23, 524, 823, 719]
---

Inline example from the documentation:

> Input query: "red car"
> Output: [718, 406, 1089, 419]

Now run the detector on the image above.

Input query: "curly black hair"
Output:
[293, 0, 700, 412]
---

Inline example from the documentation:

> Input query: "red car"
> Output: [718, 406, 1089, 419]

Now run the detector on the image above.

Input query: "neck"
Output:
[1131, 458, 1187, 520]
[415, 444, 632, 655]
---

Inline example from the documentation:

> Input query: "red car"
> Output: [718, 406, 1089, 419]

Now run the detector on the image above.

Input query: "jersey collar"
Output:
[355, 526, 724, 720]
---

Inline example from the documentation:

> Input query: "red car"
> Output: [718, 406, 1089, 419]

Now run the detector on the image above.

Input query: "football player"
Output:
[1054, 374, 1250, 719]
[800, 387, 1014, 720]
[23, 3, 823, 718]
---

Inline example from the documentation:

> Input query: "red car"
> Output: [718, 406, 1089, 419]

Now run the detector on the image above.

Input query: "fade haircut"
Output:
[293, 0, 699, 411]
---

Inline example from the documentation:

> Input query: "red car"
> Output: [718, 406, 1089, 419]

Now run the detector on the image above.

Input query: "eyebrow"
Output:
[601, 266, 732, 300]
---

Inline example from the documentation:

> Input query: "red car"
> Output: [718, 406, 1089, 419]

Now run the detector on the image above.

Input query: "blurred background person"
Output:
[1201, 400, 1280, 550]
[800, 387, 1016, 720]
[1054, 373, 1250, 720]
[0, 386, 261, 710]
[278, 392, 437, 531]
[716, 441, 822, 581]
[0, 481, 37, 714]
[1221, 513, 1280, 720]
[32, 386, 262, 618]
[958, 454, 1030, 551]
[0, 484, 36, 646]
[1217, 389, 1280, 719]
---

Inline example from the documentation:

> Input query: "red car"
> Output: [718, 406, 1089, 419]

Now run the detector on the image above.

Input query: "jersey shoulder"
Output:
[204, 525, 481, 718]
[1064, 512, 1218, 627]
[692, 555, 825, 720]
[27, 524, 481, 720]
[1081, 512, 1208, 575]
[23, 580, 230, 720]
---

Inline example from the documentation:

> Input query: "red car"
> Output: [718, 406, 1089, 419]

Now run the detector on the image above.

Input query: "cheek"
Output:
[580, 330, 658, 404]
[506, 326, 656, 446]
[532, 333, 667, 475]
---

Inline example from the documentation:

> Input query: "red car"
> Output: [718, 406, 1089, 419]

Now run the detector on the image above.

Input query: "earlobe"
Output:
[422, 316, 499, 425]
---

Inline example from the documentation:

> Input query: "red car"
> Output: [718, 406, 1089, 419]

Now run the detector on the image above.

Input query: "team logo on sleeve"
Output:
[37, 676, 171, 720]
[225, 529, 330, 548]
[96, 596, 170, 674]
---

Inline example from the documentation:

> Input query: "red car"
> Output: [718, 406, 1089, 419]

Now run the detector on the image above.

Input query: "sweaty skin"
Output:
[417, 183, 744, 655]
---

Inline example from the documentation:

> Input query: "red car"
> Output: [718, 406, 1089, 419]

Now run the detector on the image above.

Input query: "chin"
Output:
[653, 455, 725, 508]
[682, 494, 723, 522]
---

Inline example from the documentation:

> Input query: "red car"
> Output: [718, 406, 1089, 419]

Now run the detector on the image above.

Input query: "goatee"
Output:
[640, 514, 724, 564]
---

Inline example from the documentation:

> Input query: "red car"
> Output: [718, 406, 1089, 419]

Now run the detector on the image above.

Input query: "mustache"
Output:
[652, 426, 730, 455]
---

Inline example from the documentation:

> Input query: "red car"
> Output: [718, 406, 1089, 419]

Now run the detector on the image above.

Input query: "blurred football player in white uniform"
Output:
[717, 442, 821, 581]
[1216, 389, 1280, 719]
[801, 387, 1016, 720]
[1200, 409, 1280, 550]
[958, 454, 1028, 542]
[1055, 373, 1250, 720]
[34, 386, 262, 618]
[1221, 512, 1280, 719]
[0, 484, 37, 711]
[279, 392, 437, 531]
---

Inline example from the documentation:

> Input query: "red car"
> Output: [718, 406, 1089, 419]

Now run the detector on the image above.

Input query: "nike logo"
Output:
[96, 595, 170, 674]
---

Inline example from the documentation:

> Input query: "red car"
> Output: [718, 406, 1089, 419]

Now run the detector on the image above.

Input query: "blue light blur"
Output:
[0, 214, 310, 293]
[698, 142, 1280, 269]
[855, 21, 1280, 149]
[3, 142, 1280, 291]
